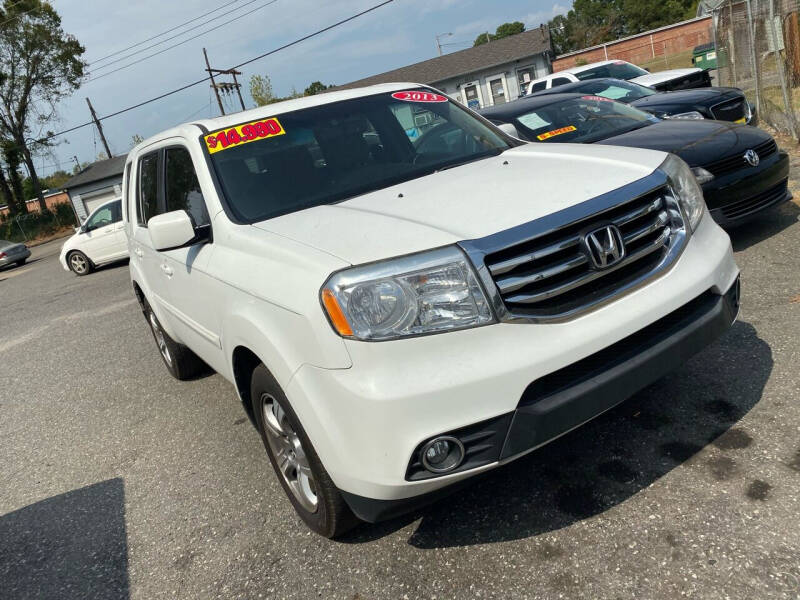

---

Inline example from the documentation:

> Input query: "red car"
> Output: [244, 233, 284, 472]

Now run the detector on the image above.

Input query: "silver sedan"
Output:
[0, 239, 31, 269]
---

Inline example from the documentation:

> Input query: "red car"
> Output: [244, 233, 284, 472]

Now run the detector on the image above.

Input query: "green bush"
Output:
[0, 202, 77, 243]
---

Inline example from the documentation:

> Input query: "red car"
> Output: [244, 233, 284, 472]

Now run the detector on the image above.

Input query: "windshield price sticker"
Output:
[204, 117, 285, 154]
[581, 95, 613, 102]
[537, 125, 577, 141]
[391, 91, 448, 103]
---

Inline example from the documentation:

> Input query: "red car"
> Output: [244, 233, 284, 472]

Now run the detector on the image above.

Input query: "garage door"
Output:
[84, 191, 119, 216]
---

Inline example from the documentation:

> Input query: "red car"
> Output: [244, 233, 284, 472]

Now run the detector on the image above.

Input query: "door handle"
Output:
[134, 247, 144, 258]
[161, 263, 173, 277]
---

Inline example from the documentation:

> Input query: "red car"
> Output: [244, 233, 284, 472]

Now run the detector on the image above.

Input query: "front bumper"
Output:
[704, 150, 791, 227]
[285, 213, 738, 520]
[343, 276, 739, 522]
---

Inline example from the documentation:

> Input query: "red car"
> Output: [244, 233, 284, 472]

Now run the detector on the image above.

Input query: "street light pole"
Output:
[435, 32, 453, 56]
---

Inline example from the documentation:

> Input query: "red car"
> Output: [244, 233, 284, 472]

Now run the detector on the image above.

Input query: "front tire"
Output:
[67, 251, 92, 276]
[251, 364, 358, 538]
[15, 258, 26, 266]
[143, 303, 207, 380]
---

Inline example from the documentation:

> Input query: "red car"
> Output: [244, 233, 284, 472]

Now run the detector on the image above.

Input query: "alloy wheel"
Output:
[149, 312, 172, 366]
[69, 253, 88, 274]
[260, 393, 318, 512]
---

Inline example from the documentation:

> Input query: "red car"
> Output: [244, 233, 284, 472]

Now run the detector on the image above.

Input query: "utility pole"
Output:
[204, 47, 226, 116]
[86, 98, 112, 158]
[203, 48, 246, 114]
[73, 156, 81, 171]
[435, 32, 453, 57]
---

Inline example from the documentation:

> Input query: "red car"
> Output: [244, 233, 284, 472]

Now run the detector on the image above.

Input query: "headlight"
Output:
[664, 111, 705, 120]
[691, 166, 715, 185]
[660, 154, 705, 231]
[321, 246, 495, 341]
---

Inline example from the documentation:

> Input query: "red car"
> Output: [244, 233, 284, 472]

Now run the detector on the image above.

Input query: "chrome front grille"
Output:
[471, 181, 687, 321]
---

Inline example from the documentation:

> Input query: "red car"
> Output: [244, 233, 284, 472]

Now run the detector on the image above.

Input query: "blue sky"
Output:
[42, 0, 568, 176]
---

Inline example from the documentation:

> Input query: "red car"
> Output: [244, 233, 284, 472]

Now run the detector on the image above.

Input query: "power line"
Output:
[87, 0, 280, 82]
[89, 0, 266, 72]
[31, 0, 395, 148]
[88, 0, 249, 65]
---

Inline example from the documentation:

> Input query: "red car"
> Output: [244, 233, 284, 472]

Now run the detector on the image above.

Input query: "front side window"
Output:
[530, 81, 547, 93]
[165, 147, 210, 227]
[512, 97, 658, 144]
[551, 77, 572, 88]
[85, 203, 115, 230]
[138, 152, 159, 225]
[575, 61, 649, 81]
[205, 89, 512, 223]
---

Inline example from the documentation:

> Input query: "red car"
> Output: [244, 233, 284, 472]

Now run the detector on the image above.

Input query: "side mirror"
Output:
[75, 225, 83, 233]
[148, 210, 198, 251]
[497, 122, 521, 138]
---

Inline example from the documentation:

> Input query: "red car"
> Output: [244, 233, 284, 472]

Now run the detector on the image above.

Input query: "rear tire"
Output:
[143, 302, 207, 380]
[251, 364, 359, 538]
[67, 251, 92, 276]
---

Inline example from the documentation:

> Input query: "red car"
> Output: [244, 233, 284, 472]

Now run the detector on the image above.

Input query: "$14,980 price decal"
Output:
[204, 117, 285, 154]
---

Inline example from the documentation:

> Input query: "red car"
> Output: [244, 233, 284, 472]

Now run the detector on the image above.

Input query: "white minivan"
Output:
[124, 83, 739, 537]
[59, 198, 128, 275]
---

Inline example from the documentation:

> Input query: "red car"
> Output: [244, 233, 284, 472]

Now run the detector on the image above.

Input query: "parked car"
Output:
[0, 239, 31, 269]
[59, 198, 128, 276]
[527, 59, 711, 94]
[125, 83, 739, 537]
[481, 94, 790, 226]
[529, 77, 754, 124]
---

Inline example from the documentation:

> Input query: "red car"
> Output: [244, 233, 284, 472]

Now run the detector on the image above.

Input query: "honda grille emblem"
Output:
[584, 225, 625, 269]
[744, 149, 760, 167]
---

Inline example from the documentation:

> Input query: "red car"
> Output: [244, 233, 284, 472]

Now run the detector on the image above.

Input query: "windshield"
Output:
[575, 61, 649, 81]
[204, 89, 511, 223]
[572, 79, 656, 101]
[510, 97, 658, 144]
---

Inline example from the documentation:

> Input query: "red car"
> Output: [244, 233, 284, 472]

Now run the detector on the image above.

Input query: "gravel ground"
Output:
[1, 189, 799, 599]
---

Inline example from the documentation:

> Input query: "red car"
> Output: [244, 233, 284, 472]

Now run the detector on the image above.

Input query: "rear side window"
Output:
[165, 147, 210, 227]
[110, 199, 122, 223]
[529, 81, 547, 93]
[138, 152, 159, 225]
[551, 77, 572, 88]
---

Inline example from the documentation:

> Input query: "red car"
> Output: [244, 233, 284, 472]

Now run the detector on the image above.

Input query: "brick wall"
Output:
[0, 191, 70, 217]
[553, 17, 713, 71]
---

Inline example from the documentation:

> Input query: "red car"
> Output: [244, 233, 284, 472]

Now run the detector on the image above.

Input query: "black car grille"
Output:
[719, 178, 789, 220]
[710, 97, 747, 122]
[484, 186, 684, 319]
[703, 138, 777, 177]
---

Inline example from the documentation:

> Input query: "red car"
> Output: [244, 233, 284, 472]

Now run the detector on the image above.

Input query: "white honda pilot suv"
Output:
[124, 83, 740, 537]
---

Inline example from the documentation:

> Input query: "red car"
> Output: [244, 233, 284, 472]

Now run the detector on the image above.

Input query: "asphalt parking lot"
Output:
[2, 195, 800, 599]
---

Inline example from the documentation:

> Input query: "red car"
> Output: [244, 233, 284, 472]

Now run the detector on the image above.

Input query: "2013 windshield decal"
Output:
[391, 91, 448, 103]
[204, 117, 285, 154]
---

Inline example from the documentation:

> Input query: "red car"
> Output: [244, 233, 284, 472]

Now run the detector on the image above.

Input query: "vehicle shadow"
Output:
[341, 320, 772, 547]
[728, 200, 800, 252]
[0, 478, 130, 599]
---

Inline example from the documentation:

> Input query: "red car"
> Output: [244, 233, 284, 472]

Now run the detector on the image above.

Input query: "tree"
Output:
[1, 140, 26, 213]
[250, 74, 276, 106]
[130, 134, 144, 148]
[0, 166, 16, 215]
[546, 0, 698, 56]
[304, 81, 331, 96]
[473, 22, 525, 46]
[0, 0, 86, 212]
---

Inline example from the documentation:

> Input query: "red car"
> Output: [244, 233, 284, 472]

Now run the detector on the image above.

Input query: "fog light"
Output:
[421, 436, 465, 473]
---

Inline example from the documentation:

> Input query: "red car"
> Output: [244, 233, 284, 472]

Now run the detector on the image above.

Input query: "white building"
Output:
[337, 27, 552, 109]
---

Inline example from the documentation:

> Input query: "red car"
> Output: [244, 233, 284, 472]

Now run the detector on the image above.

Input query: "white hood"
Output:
[252, 143, 667, 265]
[630, 68, 703, 88]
